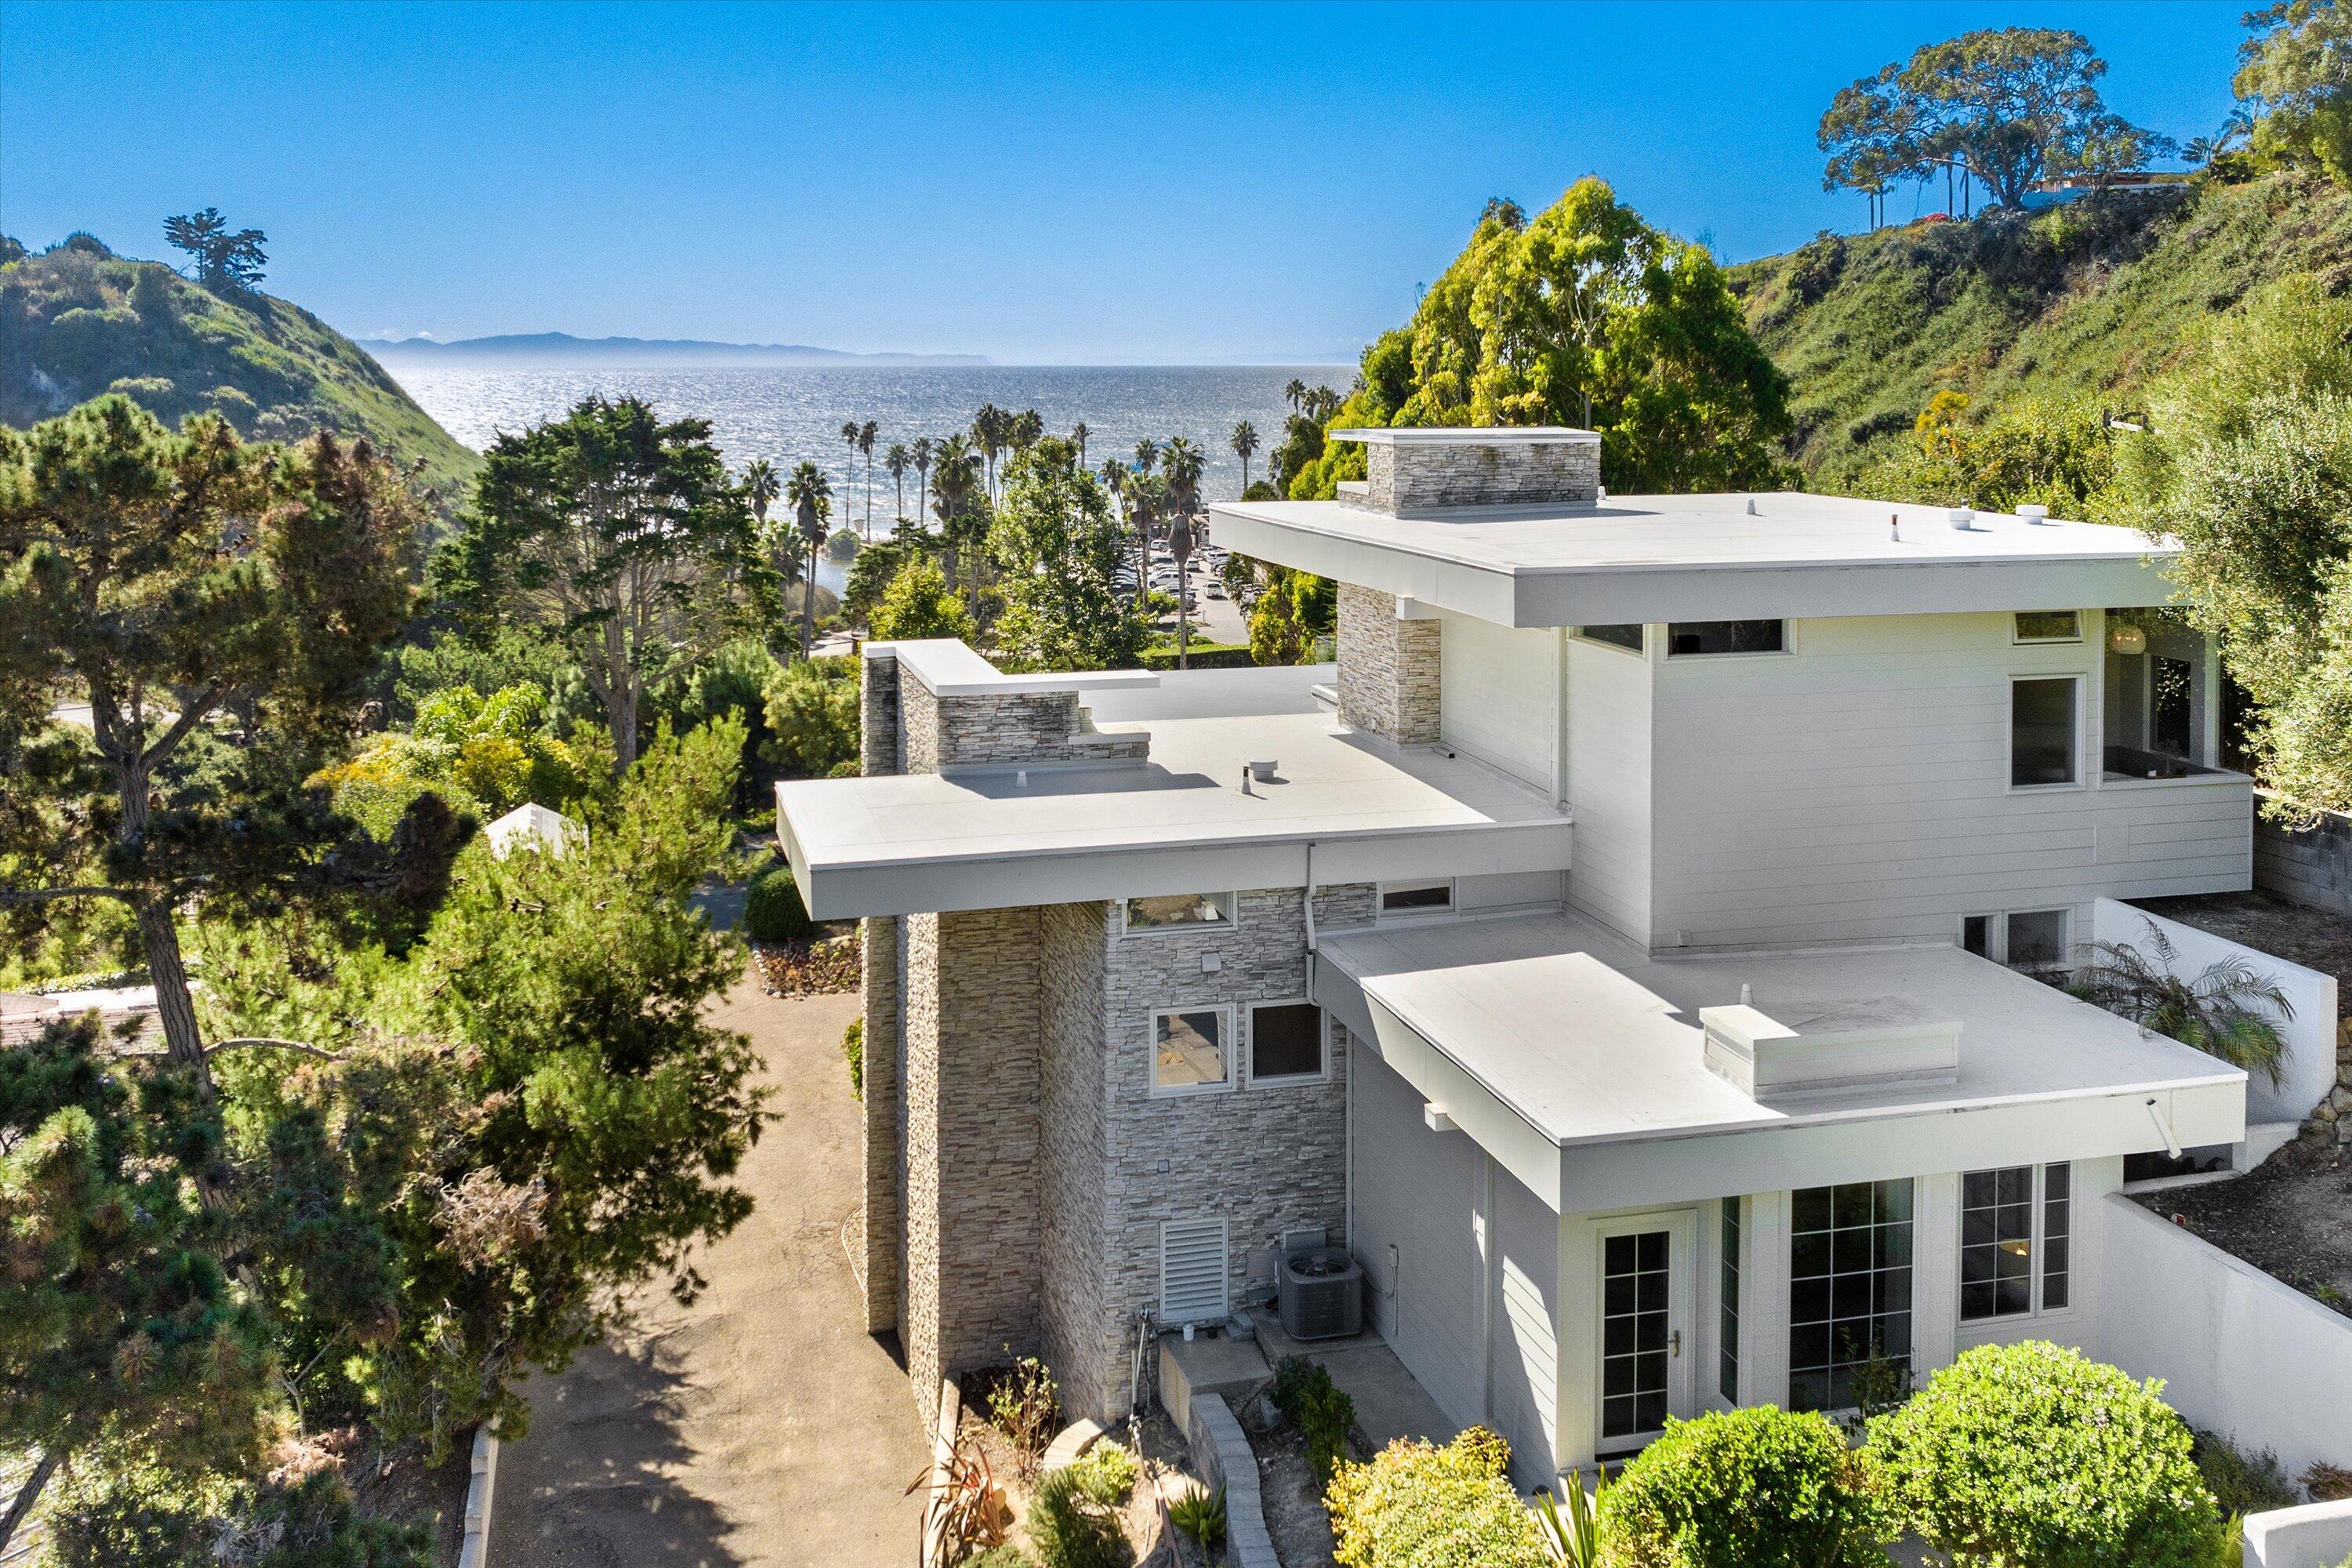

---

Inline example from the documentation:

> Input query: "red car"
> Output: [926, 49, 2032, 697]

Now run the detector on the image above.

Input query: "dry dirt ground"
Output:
[2127, 891, 2352, 1317]
[492, 981, 928, 1568]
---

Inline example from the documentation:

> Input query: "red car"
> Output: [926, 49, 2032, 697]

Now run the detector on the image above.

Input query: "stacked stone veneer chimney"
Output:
[1327, 429, 1597, 748]
[1338, 426, 1601, 515]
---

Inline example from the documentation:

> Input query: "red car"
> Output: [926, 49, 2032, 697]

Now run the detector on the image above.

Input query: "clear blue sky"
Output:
[2, 1, 2249, 363]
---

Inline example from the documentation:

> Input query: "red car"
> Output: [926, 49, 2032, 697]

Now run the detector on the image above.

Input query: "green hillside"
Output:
[0, 238, 480, 504]
[1732, 171, 2352, 491]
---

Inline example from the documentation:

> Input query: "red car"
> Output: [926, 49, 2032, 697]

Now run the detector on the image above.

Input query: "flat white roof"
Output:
[1209, 491, 2178, 626]
[775, 666, 1572, 920]
[1323, 910, 2237, 1145]
[1316, 911, 2245, 1210]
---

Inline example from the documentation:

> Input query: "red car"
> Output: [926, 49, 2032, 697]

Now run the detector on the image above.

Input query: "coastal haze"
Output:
[384, 361, 1351, 520]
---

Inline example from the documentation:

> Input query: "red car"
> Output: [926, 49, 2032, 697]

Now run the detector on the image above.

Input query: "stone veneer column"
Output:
[860, 913, 902, 1334]
[1336, 583, 1442, 746]
[901, 905, 1046, 1408]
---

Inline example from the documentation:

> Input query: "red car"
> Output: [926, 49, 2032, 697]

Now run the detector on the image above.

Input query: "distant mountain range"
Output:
[361, 331, 991, 368]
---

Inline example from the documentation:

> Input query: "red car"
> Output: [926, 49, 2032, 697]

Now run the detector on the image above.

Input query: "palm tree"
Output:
[1160, 437, 1206, 668]
[930, 434, 986, 619]
[885, 442, 911, 523]
[1132, 437, 1157, 476]
[1010, 408, 1044, 455]
[1229, 420, 1259, 497]
[742, 458, 781, 527]
[1284, 377, 1306, 412]
[787, 459, 832, 659]
[1073, 421, 1090, 469]
[1123, 468, 1158, 616]
[2072, 918, 2296, 1088]
[971, 404, 1008, 503]
[858, 419, 879, 539]
[912, 436, 934, 530]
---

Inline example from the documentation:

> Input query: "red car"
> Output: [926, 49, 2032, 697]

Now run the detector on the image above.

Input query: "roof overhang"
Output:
[1313, 916, 2245, 1215]
[1210, 501, 2180, 627]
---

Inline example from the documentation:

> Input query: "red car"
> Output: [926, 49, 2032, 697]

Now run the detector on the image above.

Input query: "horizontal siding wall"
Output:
[1439, 612, 1559, 793]
[1647, 612, 2252, 950]
[1350, 1047, 1486, 1432]
[1564, 637, 1653, 944]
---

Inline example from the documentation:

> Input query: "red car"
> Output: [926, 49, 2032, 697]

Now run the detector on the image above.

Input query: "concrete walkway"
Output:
[494, 980, 927, 1567]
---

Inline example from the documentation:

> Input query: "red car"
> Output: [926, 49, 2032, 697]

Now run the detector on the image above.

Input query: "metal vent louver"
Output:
[1159, 1218, 1229, 1327]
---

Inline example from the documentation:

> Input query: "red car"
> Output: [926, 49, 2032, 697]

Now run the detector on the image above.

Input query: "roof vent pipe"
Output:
[2018, 503, 2050, 524]
[1740, 982, 1752, 1007]
[1890, 514, 1901, 543]
[1948, 507, 1976, 531]
[1745, 497, 1757, 516]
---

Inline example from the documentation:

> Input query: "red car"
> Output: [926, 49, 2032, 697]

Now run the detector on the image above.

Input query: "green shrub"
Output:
[1596, 1406, 1892, 1568]
[965, 1546, 1038, 1568]
[1066, 1441, 1138, 1505]
[1169, 1484, 1225, 1552]
[1271, 1356, 1356, 1483]
[1141, 640, 1255, 670]
[742, 865, 814, 943]
[1867, 1341, 2221, 1568]
[1325, 1432, 1548, 1568]
[842, 1015, 864, 1099]
[2191, 1429, 2297, 1516]
[1029, 1462, 1127, 1568]
[983, 1354, 1060, 1464]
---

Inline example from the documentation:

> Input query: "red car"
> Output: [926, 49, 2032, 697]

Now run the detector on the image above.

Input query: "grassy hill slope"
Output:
[1732, 172, 2352, 490]
[0, 241, 480, 503]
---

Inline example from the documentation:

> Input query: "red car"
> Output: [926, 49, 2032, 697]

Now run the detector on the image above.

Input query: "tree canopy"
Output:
[2237, 0, 2352, 187]
[1820, 28, 2169, 211]
[1285, 180, 1792, 496]
[163, 208, 268, 291]
[986, 437, 1149, 672]
[0, 396, 429, 1079]
[434, 394, 775, 771]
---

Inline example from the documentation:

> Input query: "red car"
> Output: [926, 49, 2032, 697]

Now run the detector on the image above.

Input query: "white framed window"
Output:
[1122, 891, 1234, 935]
[1667, 620, 1786, 657]
[1573, 623, 1646, 655]
[1151, 1006, 1233, 1096]
[1377, 879, 1455, 919]
[1247, 1000, 1326, 1085]
[1959, 1162, 2072, 1322]
[1958, 908, 2071, 971]
[1160, 1218, 1230, 1326]
[2013, 610, 2082, 644]
[2009, 674, 2082, 789]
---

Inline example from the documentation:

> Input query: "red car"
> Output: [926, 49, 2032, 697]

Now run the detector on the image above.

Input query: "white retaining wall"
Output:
[2102, 1195, 2352, 1484]
[2093, 898, 2339, 1127]
[2245, 1499, 2352, 1568]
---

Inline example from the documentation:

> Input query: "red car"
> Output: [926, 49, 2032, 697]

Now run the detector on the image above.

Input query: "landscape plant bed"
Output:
[2135, 1151, 2352, 1316]
[950, 1365, 1196, 1567]
[753, 930, 860, 996]
[1239, 1413, 1340, 1568]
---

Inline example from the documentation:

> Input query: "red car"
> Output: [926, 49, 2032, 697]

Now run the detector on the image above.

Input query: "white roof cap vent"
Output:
[1701, 993, 1961, 1102]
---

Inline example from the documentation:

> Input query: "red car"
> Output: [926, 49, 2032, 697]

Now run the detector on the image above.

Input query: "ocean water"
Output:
[388, 362, 1352, 532]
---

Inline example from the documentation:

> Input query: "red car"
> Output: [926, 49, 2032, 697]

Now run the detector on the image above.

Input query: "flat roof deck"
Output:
[775, 668, 1571, 920]
[1316, 912, 2246, 1210]
[1209, 492, 2178, 626]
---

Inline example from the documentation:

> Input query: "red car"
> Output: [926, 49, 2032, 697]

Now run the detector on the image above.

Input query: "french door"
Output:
[1595, 1209, 1697, 1453]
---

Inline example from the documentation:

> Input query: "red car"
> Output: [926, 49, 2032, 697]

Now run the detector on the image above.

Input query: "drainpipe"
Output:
[1301, 840, 1319, 1004]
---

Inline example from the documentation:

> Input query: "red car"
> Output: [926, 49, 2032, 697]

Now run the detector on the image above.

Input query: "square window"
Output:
[1575, 623, 1645, 653]
[1152, 1008, 1230, 1093]
[2011, 677, 2080, 787]
[1378, 880, 1454, 916]
[2007, 909, 2069, 971]
[1125, 893, 1232, 932]
[2014, 611, 2082, 643]
[1249, 1002, 1324, 1083]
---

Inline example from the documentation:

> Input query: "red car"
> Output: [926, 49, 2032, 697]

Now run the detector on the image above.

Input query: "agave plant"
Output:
[1168, 1482, 1225, 1552]
[2071, 918, 2294, 1087]
[1534, 1464, 1607, 1568]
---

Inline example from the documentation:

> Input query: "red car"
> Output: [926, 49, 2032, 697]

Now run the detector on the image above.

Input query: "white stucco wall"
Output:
[2101, 1194, 2352, 1483]
[1439, 612, 1560, 795]
[1563, 634, 1653, 944]
[2091, 898, 2341, 1127]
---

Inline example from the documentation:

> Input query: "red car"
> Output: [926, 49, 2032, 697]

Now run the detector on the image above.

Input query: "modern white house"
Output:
[774, 426, 2272, 1486]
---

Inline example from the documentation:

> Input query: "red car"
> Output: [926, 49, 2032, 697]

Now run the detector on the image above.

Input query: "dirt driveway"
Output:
[494, 979, 927, 1567]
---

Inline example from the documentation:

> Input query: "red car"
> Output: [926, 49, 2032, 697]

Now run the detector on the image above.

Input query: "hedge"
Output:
[1326, 1430, 1548, 1568]
[742, 865, 815, 943]
[1142, 641, 1254, 670]
[1597, 1406, 1892, 1568]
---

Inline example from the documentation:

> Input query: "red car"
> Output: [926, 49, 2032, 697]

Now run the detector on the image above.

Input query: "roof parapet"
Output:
[1702, 994, 1962, 1102]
